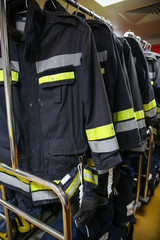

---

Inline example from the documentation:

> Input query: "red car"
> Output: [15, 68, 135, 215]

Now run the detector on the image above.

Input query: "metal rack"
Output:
[0, 0, 72, 239]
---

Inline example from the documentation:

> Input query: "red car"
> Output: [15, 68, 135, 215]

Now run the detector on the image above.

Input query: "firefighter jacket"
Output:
[118, 37, 147, 143]
[0, 0, 122, 194]
[86, 20, 141, 150]
[144, 51, 160, 122]
[125, 37, 157, 127]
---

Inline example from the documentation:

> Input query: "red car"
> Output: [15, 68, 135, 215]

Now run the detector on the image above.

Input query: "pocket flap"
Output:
[38, 65, 75, 88]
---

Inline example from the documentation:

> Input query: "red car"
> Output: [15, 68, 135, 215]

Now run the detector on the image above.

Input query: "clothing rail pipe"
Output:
[63, 0, 111, 26]
[0, 163, 72, 240]
[0, 0, 19, 170]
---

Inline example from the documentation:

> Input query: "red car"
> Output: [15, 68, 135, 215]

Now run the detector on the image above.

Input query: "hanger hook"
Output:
[75, 2, 80, 15]
[51, 0, 56, 9]
[25, 0, 28, 8]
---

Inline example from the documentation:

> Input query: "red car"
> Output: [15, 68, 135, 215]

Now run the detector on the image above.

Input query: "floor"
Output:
[133, 183, 160, 240]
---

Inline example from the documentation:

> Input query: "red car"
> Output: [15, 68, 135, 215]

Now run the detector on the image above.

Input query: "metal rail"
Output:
[0, 0, 72, 239]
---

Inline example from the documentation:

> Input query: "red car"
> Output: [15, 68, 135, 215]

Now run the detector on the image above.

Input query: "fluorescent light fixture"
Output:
[94, 0, 125, 7]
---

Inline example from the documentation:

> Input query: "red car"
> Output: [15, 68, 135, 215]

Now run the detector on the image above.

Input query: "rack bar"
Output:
[136, 154, 143, 204]
[0, 163, 72, 240]
[0, 0, 19, 170]
[64, 0, 112, 26]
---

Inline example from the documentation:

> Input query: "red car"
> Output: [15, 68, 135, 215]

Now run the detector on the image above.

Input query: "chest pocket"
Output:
[38, 65, 75, 103]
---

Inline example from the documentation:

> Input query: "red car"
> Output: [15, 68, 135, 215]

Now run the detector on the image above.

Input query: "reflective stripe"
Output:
[0, 168, 29, 184]
[0, 58, 19, 72]
[157, 113, 160, 119]
[36, 53, 82, 74]
[151, 81, 154, 85]
[97, 50, 107, 62]
[157, 107, 160, 113]
[152, 127, 157, 135]
[88, 136, 119, 153]
[113, 108, 135, 122]
[16, 21, 25, 33]
[30, 182, 51, 192]
[87, 158, 95, 167]
[31, 190, 58, 202]
[115, 118, 138, 133]
[65, 172, 80, 199]
[144, 107, 157, 117]
[101, 68, 105, 74]
[86, 123, 115, 141]
[135, 110, 145, 120]
[83, 169, 98, 185]
[137, 118, 146, 129]
[0, 172, 30, 193]
[39, 71, 75, 84]
[143, 99, 156, 112]
[149, 72, 156, 79]
[0, 70, 19, 82]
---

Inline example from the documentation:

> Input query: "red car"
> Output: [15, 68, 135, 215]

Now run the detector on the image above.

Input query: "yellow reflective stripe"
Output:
[151, 81, 154, 85]
[30, 182, 51, 192]
[39, 71, 75, 84]
[101, 68, 105, 74]
[152, 127, 157, 135]
[86, 123, 115, 141]
[0, 70, 19, 82]
[113, 108, 135, 122]
[143, 99, 156, 112]
[65, 172, 80, 199]
[54, 180, 60, 184]
[0, 168, 29, 184]
[157, 107, 160, 113]
[83, 169, 98, 185]
[87, 158, 95, 167]
[135, 110, 145, 120]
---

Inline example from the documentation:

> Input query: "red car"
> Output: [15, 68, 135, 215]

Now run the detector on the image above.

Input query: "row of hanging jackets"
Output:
[0, 0, 157, 205]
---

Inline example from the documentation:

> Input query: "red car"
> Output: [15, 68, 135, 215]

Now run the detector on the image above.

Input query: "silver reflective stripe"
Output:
[115, 118, 138, 133]
[16, 21, 26, 33]
[99, 232, 109, 240]
[137, 118, 146, 129]
[98, 50, 107, 62]
[31, 190, 58, 202]
[0, 58, 19, 72]
[157, 113, 160, 119]
[149, 72, 156, 79]
[83, 171, 98, 185]
[66, 174, 80, 198]
[36, 53, 82, 74]
[88, 136, 119, 153]
[144, 107, 157, 117]
[0, 172, 30, 193]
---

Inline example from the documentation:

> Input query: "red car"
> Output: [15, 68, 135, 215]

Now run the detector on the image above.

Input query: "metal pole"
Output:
[136, 154, 143, 204]
[0, 0, 19, 170]
[144, 127, 154, 197]
[1, 185, 13, 240]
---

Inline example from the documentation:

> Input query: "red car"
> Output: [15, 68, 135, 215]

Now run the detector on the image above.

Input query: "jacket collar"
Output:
[7, 0, 46, 62]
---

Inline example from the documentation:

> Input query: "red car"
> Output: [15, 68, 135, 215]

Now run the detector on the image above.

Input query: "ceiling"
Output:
[37, 0, 160, 45]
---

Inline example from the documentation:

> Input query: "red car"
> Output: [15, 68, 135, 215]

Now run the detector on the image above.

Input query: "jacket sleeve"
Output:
[81, 26, 122, 172]
[126, 37, 157, 127]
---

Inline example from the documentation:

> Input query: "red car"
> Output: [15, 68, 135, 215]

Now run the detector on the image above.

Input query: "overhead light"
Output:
[94, 0, 125, 7]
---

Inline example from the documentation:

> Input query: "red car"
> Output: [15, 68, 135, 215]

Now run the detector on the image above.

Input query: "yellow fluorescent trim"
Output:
[0, 168, 29, 184]
[39, 71, 75, 84]
[65, 172, 79, 195]
[87, 158, 95, 167]
[84, 169, 98, 185]
[0, 70, 19, 82]
[113, 108, 134, 122]
[135, 110, 145, 120]
[143, 99, 156, 112]
[101, 68, 105, 74]
[151, 81, 154, 85]
[86, 123, 115, 141]
[30, 182, 51, 192]
[157, 107, 160, 113]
